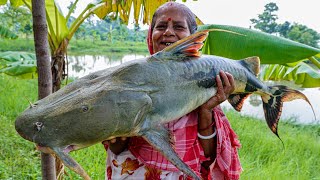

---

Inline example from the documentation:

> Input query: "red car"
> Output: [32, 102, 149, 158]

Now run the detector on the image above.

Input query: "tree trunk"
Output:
[51, 48, 67, 92]
[32, 0, 56, 179]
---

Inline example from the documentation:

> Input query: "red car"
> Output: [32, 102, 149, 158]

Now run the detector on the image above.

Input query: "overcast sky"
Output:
[57, 0, 320, 32]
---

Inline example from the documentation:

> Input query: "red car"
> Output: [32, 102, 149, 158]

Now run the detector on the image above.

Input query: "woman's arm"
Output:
[197, 71, 235, 160]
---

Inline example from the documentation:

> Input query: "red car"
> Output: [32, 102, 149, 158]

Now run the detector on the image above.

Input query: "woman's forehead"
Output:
[155, 8, 188, 23]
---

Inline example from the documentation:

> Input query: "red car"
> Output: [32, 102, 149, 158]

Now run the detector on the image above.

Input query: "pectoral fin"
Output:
[142, 127, 201, 180]
[228, 93, 252, 111]
[52, 147, 91, 180]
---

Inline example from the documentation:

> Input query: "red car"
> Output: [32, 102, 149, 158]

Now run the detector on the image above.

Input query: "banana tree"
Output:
[0, 0, 171, 92]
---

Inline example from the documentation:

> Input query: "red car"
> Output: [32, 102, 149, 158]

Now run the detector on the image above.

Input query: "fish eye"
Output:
[34, 122, 43, 132]
[81, 105, 89, 112]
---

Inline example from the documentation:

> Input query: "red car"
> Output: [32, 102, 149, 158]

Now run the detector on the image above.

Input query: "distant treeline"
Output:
[0, 4, 147, 43]
[69, 16, 148, 43]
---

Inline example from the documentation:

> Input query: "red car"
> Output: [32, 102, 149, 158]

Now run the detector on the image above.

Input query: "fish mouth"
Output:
[15, 121, 34, 142]
[36, 144, 55, 154]
[16, 130, 33, 142]
[36, 144, 78, 154]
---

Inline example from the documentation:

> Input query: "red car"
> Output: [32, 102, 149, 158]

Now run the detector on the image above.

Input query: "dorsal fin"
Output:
[239, 56, 260, 76]
[152, 30, 209, 61]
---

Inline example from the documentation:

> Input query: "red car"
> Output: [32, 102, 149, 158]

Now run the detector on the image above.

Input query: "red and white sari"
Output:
[103, 106, 242, 180]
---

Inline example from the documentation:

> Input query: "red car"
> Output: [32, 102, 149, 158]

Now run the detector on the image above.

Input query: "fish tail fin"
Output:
[261, 85, 315, 140]
[52, 147, 91, 180]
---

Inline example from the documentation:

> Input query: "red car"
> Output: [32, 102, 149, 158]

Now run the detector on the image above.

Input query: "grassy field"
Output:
[0, 74, 319, 179]
[0, 38, 148, 54]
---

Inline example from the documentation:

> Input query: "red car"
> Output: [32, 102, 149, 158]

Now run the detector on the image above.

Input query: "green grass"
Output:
[0, 38, 35, 52]
[0, 38, 148, 54]
[68, 40, 148, 55]
[226, 110, 320, 179]
[1, 74, 319, 179]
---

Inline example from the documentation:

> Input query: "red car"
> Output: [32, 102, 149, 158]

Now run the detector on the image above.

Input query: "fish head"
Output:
[15, 82, 124, 148]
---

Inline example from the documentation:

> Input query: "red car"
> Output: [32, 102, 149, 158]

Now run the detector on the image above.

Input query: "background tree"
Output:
[31, 0, 55, 179]
[251, 2, 320, 48]
[248, 2, 320, 87]
[277, 21, 291, 37]
[250, 2, 279, 34]
[0, 4, 33, 38]
[279, 23, 320, 48]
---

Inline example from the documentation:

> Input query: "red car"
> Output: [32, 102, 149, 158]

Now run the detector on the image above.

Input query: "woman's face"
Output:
[152, 7, 191, 53]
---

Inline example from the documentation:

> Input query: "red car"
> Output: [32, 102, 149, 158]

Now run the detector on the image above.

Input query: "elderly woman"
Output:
[103, 2, 242, 179]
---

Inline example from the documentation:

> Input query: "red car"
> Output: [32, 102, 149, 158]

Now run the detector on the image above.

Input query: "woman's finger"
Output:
[219, 71, 230, 88]
[224, 72, 235, 94]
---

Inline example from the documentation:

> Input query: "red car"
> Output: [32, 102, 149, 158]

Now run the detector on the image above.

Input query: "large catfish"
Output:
[15, 30, 315, 180]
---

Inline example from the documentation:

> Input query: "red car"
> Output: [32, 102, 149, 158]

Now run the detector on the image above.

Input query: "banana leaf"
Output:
[199, 24, 320, 88]
[260, 63, 320, 88]
[198, 24, 320, 64]
[0, 51, 37, 78]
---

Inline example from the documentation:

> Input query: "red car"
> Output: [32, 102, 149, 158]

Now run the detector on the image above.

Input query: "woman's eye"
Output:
[155, 25, 166, 30]
[174, 25, 185, 30]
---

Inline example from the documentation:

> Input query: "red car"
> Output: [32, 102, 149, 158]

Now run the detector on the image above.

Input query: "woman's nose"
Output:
[163, 26, 175, 36]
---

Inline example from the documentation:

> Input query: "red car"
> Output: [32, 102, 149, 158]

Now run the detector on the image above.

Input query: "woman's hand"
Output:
[197, 71, 235, 159]
[198, 71, 235, 114]
[104, 137, 129, 155]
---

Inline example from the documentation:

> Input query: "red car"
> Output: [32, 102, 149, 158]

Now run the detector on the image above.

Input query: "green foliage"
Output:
[1, 75, 319, 179]
[72, 17, 147, 42]
[68, 40, 148, 54]
[0, 4, 32, 38]
[199, 25, 320, 64]
[226, 110, 320, 179]
[286, 23, 320, 48]
[199, 24, 320, 87]
[250, 2, 279, 34]
[0, 75, 38, 179]
[0, 25, 18, 39]
[0, 74, 105, 179]
[251, 2, 320, 48]
[261, 62, 320, 88]
[277, 22, 320, 48]
[0, 51, 37, 78]
[0, 38, 34, 51]
[0, 40, 148, 79]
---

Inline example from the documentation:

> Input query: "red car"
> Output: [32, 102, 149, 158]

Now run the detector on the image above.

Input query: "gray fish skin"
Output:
[15, 30, 314, 179]
[14, 55, 258, 179]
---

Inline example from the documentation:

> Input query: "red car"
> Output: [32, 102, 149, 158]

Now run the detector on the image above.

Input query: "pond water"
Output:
[67, 54, 320, 125]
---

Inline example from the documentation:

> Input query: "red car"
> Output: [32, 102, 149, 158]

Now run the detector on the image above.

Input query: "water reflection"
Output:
[67, 54, 319, 125]
[68, 54, 148, 78]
